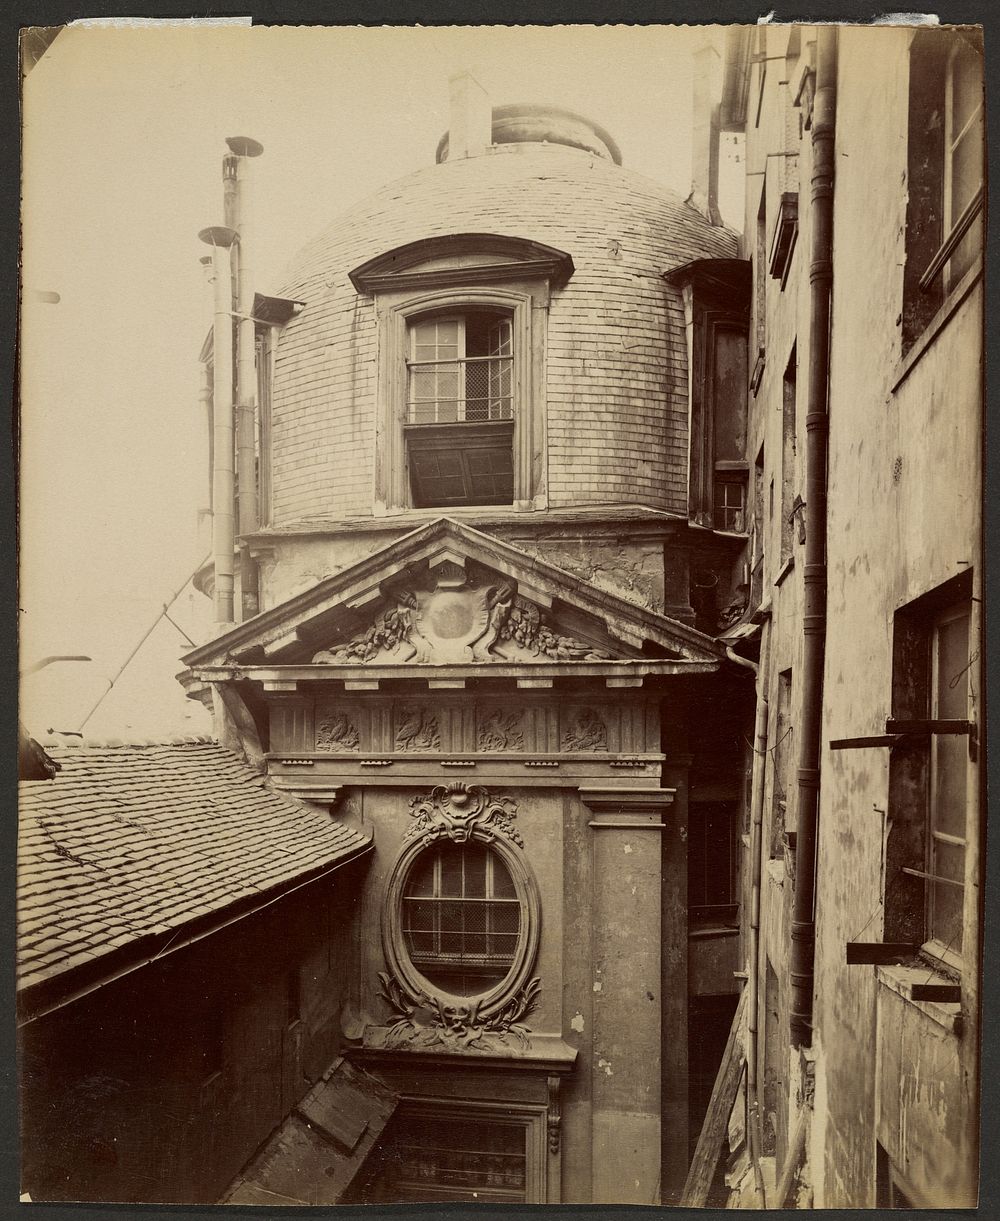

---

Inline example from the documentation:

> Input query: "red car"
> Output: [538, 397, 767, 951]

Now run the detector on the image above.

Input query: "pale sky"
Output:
[19, 23, 745, 740]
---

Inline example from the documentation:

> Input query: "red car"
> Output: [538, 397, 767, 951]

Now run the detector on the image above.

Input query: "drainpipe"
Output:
[789, 25, 837, 1050]
[227, 136, 264, 619]
[199, 223, 238, 625]
[727, 631, 770, 1207]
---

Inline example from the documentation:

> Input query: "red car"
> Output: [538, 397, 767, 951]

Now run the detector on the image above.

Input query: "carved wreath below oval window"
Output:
[376, 783, 542, 1053]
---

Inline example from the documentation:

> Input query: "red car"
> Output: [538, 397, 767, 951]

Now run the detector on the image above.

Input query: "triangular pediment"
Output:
[182, 518, 725, 674]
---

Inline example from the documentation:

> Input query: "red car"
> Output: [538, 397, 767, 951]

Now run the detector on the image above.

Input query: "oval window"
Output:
[401, 839, 521, 997]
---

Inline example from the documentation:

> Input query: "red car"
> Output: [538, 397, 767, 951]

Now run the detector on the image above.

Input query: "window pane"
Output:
[932, 735, 968, 839]
[928, 838, 964, 955]
[491, 858, 517, 899]
[950, 42, 982, 136]
[463, 842, 487, 896]
[951, 120, 983, 223]
[440, 848, 463, 896]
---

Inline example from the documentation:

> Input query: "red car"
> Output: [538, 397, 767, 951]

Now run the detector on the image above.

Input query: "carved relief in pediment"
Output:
[311, 561, 610, 666]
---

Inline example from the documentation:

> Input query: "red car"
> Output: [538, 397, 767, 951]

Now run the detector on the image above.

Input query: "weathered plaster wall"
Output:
[813, 27, 981, 1209]
[734, 23, 981, 1209]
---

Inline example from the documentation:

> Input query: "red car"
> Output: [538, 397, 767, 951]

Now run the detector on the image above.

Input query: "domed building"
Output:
[182, 74, 754, 1206]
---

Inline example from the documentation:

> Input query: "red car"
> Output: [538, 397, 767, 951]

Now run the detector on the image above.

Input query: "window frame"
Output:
[923, 600, 971, 969]
[401, 838, 522, 995]
[902, 28, 984, 356]
[383, 823, 541, 1014]
[886, 573, 976, 976]
[362, 1097, 549, 1204]
[374, 286, 544, 514]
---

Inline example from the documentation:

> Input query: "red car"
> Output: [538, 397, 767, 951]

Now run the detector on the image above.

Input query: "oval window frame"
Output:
[383, 825, 541, 1016]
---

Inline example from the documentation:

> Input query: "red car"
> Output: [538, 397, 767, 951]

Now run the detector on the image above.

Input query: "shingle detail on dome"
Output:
[269, 144, 737, 527]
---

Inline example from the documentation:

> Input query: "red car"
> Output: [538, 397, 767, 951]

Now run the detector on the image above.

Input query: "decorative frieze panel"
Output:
[272, 694, 662, 759]
[562, 708, 608, 751]
[315, 710, 360, 752]
[478, 707, 526, 751]
[394, 705, 441, 751]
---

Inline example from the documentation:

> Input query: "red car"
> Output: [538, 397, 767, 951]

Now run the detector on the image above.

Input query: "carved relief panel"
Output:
[269, 695, 660, 758]
[310, 559, 611, 667]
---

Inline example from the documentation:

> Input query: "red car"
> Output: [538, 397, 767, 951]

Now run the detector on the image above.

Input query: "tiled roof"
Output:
[17, 738, 372, 1000]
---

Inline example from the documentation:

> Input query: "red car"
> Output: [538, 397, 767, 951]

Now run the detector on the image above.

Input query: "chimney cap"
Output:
[225, 135, 264, 158]
[198, 225, 239, 248]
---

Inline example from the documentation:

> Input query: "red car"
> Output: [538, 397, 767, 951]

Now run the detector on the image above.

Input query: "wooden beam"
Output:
[680, 985, 748, 1208]
[908, 983, 961, 1004]
[884, 718, 973, 735]
[845, 942, 917, 965]
[829, 734, 900, 750]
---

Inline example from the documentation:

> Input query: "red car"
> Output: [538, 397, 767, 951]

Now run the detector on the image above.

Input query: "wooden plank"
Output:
[846, 942, 918, 965]
[680, 984, 748, 1207]
[884, 718, 973, 735]
[908, 983, 961, 1004]
[829, 735, 900, 750]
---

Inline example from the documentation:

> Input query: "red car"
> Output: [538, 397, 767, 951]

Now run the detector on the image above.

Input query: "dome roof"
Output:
[269, 141, 738, 526]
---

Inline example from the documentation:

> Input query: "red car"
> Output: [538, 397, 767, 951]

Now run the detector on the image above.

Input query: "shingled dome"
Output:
[269, 112, 737, 526]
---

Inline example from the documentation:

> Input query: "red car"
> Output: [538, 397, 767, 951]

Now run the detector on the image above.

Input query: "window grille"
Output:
[407, 314, 513, 424]
[402, 840, 521, 995]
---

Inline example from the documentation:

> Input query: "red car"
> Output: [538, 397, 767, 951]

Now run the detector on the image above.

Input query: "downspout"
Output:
[199, 223, 238, 625]
[727, 631, 770, 1207]
[789, 25, 837, 1050]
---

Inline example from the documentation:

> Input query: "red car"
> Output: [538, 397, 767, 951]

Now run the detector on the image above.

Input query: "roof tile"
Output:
[17, 742, 371, 994]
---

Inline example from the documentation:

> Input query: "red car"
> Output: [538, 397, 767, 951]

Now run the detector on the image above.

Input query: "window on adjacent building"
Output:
[925, 602, 970, 955]
[887, 571, 975, 971]
[780, 346, 797, 566]
[401, 839, 521, 996]
[902, 29, 983, 353]
[405, 310, 515, 507]
[688, 801, 738, 926]
[664, 259, 750, 533]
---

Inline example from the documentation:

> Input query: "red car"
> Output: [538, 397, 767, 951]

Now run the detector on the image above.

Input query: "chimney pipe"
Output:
[445, 72, 492, 161]
[226, 135, 264, 619]
[690, 44, 723, 226]
[198, 224, 238, 625]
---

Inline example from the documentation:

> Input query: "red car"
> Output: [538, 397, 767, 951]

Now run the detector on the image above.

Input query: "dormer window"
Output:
[349, 232, 573, 515]
[406, 310, 515, 507]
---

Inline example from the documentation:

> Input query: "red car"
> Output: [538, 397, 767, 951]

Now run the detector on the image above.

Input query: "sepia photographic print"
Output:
[17, 17, 986, 1210]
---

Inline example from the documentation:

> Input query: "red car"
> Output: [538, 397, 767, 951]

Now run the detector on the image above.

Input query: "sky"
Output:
[18, 22, 746, 741]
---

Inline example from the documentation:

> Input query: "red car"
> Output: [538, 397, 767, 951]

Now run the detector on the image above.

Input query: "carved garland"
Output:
[378, 783, 541, 1052]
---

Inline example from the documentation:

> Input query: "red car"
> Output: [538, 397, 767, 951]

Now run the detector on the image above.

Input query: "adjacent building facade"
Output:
[716, 23, 983, 1208]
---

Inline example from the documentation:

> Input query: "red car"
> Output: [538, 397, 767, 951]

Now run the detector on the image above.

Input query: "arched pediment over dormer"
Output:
[349, 233, 575, 296]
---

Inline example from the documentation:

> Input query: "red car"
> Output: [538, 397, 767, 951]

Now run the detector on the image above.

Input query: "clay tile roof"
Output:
[17, 740, 372, 1000]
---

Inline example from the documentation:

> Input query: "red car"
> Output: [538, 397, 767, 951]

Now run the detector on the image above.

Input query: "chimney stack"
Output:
[690, 44, 723, 226]
[445, 72, 492, 161]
